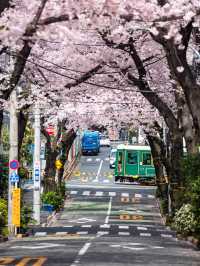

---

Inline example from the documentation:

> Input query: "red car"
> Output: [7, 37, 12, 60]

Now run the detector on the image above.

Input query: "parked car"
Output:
[100, 136, 110, 147]
[109, 148, 117, 168]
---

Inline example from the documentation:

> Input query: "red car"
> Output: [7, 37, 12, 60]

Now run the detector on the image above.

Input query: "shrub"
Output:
[41, 191, 63, 211]
[174, 204, 197, 235]
[181, 154, 200, 184]
[0, 199, 7, 226]
[20, 206, 34, 230]
[0, 199, 8, 235]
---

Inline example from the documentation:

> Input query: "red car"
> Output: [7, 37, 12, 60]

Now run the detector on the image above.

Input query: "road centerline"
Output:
[105, 196, 112, 224]
[94, 160, 103, 182]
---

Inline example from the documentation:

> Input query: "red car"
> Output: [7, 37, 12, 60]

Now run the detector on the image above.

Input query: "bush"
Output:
[0, 199, 8, 235]
[181, 154, 200, 184]
[41, 191, 63, 211]
[174, 204, 197, 235]
[20, 206, 34, 230]
[0, 199, 7, 226]
[18, 167, 29, 179]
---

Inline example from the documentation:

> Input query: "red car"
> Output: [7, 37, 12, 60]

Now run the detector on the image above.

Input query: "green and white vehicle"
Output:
[114, 144, 156, 182]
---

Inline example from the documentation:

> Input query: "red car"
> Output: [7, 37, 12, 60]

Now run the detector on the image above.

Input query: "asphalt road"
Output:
[0, 146, 199, 265]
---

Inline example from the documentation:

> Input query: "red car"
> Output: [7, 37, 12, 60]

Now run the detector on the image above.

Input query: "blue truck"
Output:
[81, 131, 100, 155]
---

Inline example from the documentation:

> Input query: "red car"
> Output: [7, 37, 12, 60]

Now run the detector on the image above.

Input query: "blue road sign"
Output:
[10, 172, 20, 182]
[34, 168, 40, 182]
[9, 160, 19, 170]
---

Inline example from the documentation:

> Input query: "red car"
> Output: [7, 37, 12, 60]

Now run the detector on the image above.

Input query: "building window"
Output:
[127, 152, 137, 165]
[118, 152, 123, 164]
[142, 153, 152, 165]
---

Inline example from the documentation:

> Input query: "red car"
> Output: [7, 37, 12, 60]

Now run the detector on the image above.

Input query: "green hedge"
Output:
[41, 191, 63, 211]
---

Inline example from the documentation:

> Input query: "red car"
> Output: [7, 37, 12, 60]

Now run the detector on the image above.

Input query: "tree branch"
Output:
[38, 14, 70, 26]
[65, 63, 105, 89]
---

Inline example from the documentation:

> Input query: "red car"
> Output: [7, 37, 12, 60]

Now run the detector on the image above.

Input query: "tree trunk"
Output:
[41, 126, 58, 192]
[18, 111, 28, 158]
[56, 129, 76, 186]
[0, 109, 4, 143]
[169, 131, 183, 185]
[0, 0, 10, 14]
[147, 134, 165, 184]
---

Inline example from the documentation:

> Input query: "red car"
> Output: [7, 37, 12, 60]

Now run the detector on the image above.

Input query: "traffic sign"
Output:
[55, 160, 63, 169]
[34, 161, 40, 182]
[10, 172, 20, 183]
[9, 160, 19, 170]
[46, 126, 55, 136]
[12, 188, 21, 227]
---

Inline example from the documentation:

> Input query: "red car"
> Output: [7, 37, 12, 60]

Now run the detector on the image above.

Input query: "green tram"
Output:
[114, 144, 156, 182]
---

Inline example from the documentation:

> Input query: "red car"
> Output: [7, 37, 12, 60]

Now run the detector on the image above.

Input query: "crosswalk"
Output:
[67, 190, 155, 199]
[33, 224, 175, 238]
[85, 157, 109, 162]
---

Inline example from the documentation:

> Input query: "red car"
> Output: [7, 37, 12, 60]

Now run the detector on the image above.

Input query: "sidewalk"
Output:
[22, 180, 51, 225]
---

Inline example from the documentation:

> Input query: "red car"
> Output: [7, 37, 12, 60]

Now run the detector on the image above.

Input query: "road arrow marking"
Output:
[11, 243, 65, 249]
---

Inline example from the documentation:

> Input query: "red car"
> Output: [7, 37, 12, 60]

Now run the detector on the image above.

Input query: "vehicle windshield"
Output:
[110, 150, 116, 158]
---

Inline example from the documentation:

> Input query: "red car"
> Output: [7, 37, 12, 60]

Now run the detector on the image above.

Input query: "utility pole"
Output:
[162, 121, 171, 215]
[33, 103, 41, 224]
[8, 90, 18, 234]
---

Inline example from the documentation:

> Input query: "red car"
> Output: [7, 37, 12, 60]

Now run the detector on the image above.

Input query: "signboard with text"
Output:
[12, 188, 21, 227]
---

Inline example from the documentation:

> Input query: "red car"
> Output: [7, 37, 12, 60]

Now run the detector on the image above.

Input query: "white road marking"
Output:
[135, 193, 142, 198]
[55, 232, 67, 236]
[161, 234, 173, 238]
[34, 232, 47, 237]
[70, 191, 78, 195]
[69, 218, 96, 224]
[140, 233, 151, 237]
[100, 224, 110, 228]
[66, 184, 156, 190]
[103, 179, 110, 183]
[96, 158, 100, 161]
[105, 157, 109, 161]
[77, 231, 88, 235]
[148, 194, 155, 199]
[137, 226, 148, 231]
[121, 193, 129, 197]
[78, 242, 91, 256]
[94, 160, 103, 182]
[81, 225, 92, 228]
[109, 192, 116, 196]
[87, 158, 92, 162]
[119, 225, 129, 229]
[82, 191, 90, 196]
[63, 225, 73, 228]
[11, 243, 65, 249]
[97, 231, 109, 235]
[118, 232, 130, 236]
[95, 191, 103, 196]
[105, 197, 112, 224]
[110, 243, 164, 251]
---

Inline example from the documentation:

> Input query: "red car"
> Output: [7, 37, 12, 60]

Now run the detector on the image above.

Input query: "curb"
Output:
[177, 234, 199, 248]
[0, 236, 8, 242]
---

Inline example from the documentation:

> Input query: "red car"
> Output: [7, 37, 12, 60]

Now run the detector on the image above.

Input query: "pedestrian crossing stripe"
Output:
[72, 171, 114, 177]
[69, 190, 155, 199]
[33, 225, 175, 238]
